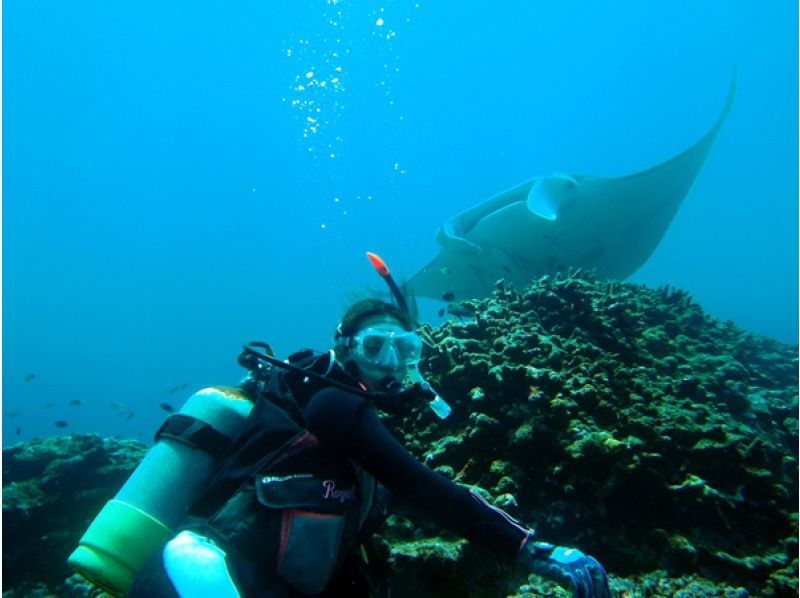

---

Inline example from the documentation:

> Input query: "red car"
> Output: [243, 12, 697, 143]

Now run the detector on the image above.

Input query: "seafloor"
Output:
[3, 274, 798, 597]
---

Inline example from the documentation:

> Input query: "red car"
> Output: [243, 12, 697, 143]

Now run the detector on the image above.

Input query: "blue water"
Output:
[4, 1, 797, 444]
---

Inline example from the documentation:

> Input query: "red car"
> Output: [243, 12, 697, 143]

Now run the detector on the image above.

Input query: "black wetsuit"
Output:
[304, 386, 530, 558]
[130, 384, 530, 597]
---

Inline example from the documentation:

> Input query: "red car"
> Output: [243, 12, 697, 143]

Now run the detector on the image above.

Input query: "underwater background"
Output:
[3, 0, 797, 444]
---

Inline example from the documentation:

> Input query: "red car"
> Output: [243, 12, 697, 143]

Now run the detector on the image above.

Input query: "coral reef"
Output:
[380, 273, 798, 596]
[3, 274, 797, 597]
[2, 434, 146, 597]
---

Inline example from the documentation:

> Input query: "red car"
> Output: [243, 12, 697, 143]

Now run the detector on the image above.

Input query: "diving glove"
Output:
[518, 537, 611, 598]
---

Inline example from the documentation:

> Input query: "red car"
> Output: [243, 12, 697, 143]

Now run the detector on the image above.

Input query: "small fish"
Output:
[23, 373, 36, 383]
[180, 383, 189, 390]
[69, 399, 83, 406]
[44, 403, 55, 409]
[125, 412, 135, 421]
[448, 302, 476, 318]
[438, 308, 446, 317]
[442, 291, 456, 302]
[110, 402, 123, 409]
[439, 267, 452, 275]
[159, 402, 176, 414]
[54, 420, 69, 428]
[16, 427, 21, 435]
[5, 411, 22, 417]
[168, 386, 180, 394]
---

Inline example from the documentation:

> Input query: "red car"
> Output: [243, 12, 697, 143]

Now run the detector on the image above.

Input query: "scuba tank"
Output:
[67, 384, 257, 597]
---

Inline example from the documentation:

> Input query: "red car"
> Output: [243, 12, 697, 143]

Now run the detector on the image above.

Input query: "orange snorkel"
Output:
[365, 252, 452, 419]
[366, 251, 390, 276]
[366, 252, 411, 317]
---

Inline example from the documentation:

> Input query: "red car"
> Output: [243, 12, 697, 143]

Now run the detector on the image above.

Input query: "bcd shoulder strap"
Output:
[155, 414, 232, 459]
[188, 348, 369, 519]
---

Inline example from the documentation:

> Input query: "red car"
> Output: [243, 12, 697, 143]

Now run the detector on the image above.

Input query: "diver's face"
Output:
[348, 317, 422, 391]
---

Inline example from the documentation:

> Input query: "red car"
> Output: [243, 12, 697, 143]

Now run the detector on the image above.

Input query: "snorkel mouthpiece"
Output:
[366, 251, 452, 419]
[406, 363, 452, 420]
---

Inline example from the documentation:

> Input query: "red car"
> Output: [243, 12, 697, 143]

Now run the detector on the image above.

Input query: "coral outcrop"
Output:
[380, 273, 798, 596]
[2, 435, 146, 597]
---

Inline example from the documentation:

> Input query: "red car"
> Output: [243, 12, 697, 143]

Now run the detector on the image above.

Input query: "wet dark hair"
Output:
[336, 298, 415, 338]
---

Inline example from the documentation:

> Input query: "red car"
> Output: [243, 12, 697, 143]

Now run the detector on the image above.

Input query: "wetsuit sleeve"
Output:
[303, 387, 530, 558]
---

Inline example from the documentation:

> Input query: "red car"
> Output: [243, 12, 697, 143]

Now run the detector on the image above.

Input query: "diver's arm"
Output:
[304, 387, 529, 556]
[304, 387, 611, 597]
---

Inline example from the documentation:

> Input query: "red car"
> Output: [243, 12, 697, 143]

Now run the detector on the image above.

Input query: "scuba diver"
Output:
[69, 253, 611, 598]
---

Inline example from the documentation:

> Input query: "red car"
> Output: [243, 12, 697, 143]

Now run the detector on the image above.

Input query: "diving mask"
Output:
[337, 326, 451, 420]
[346, 326, 423, 369]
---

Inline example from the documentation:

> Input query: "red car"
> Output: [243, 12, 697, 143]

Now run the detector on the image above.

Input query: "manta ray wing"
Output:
[408, 76, 735, 300]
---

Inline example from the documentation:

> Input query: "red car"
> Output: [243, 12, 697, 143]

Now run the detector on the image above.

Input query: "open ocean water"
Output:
[3, 1, 797, 443]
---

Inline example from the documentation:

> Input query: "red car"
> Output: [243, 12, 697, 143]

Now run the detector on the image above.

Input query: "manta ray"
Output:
[407, 77, 736, 301]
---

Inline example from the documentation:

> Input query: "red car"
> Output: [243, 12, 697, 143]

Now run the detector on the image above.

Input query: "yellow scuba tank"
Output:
[67, 386, 254, 597]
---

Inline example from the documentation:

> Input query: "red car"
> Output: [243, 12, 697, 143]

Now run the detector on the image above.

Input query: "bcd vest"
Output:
[185, 351, 382, 596]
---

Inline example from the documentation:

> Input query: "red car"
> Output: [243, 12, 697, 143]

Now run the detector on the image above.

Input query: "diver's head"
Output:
[334, 299, 421, 391]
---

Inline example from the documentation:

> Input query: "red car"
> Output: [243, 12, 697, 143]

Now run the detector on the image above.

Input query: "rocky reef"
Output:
[380, 273, 798, 596]
[3, 274, 797, 597]
[2, 435, 146, 597]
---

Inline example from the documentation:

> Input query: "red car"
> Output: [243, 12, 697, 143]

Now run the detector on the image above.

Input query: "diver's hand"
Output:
[518, 539, 610, 598]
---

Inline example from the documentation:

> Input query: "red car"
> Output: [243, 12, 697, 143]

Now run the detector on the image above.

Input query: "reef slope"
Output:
[382, 274, 798, 596]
